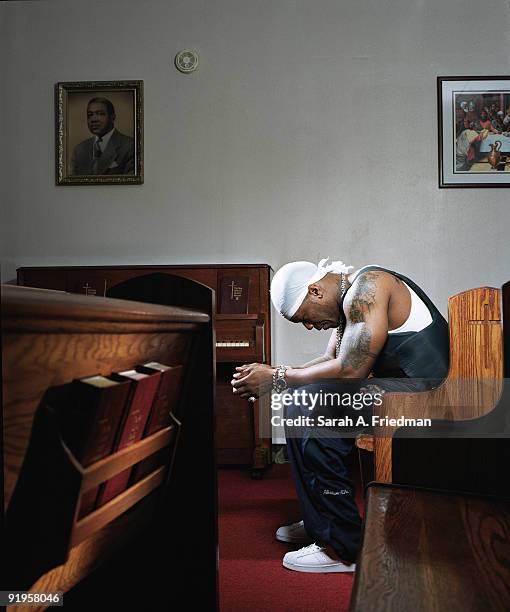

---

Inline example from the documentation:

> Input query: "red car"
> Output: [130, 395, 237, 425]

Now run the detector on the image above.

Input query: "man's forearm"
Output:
[285, 360, 358, 387]
[295, 355, 331, 368]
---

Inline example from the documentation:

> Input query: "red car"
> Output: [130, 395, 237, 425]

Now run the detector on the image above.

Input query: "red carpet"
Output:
[218, 464, 360, 611]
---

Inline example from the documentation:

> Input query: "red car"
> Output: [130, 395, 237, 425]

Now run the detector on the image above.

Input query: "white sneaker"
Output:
[282, 543, 356, 573]
[275, 520, 313, 544]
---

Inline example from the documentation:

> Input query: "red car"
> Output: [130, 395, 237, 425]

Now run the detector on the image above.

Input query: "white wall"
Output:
[2, 0, 510, 373]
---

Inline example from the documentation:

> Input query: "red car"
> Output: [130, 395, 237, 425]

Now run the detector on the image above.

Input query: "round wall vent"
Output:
[174, 50, 199, 74]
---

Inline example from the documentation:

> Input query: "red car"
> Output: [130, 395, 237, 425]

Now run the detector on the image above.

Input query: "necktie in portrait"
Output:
[92, 137, 102, 174]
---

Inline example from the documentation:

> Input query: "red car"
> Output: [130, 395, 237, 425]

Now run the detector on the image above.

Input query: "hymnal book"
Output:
[130, 362, 184, 483]
[219, 275, 250, 314]
[95, 368, 162, 507]
[62, 375, 132, 518]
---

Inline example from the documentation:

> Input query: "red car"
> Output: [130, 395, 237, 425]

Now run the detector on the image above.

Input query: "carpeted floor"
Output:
[218, 463, 361, 612]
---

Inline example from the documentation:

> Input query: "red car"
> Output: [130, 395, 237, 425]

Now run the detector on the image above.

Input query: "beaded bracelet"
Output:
[272, 365, 289, 393]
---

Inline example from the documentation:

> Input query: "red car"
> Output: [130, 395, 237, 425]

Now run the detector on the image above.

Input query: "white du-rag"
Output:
[270, 258, 353, 319]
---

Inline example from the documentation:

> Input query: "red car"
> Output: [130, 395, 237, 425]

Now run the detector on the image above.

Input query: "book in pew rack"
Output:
[95, 368, 162, 508]
[130, 362, 184, 484]
[62, 375, 132, 517]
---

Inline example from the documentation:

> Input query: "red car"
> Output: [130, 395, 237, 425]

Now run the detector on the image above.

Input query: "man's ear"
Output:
[308, 284, 323, 299]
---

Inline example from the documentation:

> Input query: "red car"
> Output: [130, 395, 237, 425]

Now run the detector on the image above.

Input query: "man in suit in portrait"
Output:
[71, 97, 135, 175]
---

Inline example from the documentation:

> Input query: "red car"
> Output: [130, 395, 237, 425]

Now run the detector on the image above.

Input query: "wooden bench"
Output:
[350, 281, 510, 611]
[2, 277, 217, 610]
[357, 286, 504, 488]
[350, 484, 510, 612]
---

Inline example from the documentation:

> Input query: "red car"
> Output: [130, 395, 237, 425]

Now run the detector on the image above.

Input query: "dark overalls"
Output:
[284, 266, 450, 562]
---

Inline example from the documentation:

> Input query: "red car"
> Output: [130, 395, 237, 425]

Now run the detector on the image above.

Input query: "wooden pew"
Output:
[350, 484, 510, 612]
[2, 278, 217, 610]
[357, 286, 504, 487]
[349, 281, 510, 611]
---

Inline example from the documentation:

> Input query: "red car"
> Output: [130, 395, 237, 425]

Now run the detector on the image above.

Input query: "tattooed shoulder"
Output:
[346, 271, 381, 323]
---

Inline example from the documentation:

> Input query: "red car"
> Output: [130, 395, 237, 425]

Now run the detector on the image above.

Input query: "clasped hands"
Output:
[231, 362, 274, 400]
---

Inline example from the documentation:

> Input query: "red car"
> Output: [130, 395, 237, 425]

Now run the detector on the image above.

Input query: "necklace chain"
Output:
[335, 273, 347, 358]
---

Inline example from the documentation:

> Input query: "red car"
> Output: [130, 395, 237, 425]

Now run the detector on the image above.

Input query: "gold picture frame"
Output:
[56, 80, 143, 185]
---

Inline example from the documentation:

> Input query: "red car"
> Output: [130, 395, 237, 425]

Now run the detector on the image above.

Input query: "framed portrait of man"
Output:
[56, 80, 143, 185]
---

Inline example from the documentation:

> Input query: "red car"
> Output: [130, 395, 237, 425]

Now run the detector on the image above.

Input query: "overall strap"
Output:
[348, 265, 442, 321]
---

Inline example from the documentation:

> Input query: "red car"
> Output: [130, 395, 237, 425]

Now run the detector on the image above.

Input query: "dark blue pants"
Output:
[284, 378, 432, 562]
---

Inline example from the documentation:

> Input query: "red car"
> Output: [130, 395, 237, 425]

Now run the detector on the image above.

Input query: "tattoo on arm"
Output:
[341, 326, 378, 370]
[339, 271, 385, 372]
[348, 271, 379, 323]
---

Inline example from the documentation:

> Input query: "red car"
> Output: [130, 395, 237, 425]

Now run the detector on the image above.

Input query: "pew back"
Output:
[371, 286, 504, 483]
[349, 484, 510, 612]
[2, 282, 216, 609]
[350, 281, 510, 612]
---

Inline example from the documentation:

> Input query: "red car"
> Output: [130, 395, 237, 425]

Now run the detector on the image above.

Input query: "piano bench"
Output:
[350, 483, 510, 612]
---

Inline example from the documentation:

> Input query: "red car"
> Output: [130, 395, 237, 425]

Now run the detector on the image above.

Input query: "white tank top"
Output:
[353, 265, 433, 334]
[388, 280, 432, 334]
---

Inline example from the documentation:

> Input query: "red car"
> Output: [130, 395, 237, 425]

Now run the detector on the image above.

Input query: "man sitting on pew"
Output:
[231, 259, 449, 573]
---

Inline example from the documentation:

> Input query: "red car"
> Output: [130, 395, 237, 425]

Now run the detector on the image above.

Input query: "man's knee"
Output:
[302, 436, 352, 476]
